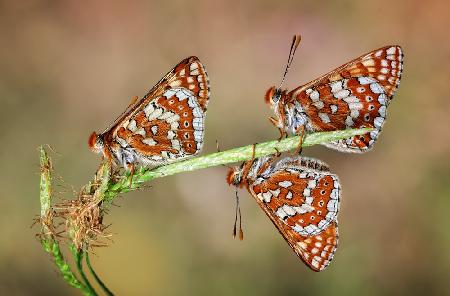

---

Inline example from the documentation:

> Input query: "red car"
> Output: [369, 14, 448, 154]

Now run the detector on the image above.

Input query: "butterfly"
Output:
[89, 56, 210, 172]
[227, 155, 341, 271]
[266, 35, 404, 152]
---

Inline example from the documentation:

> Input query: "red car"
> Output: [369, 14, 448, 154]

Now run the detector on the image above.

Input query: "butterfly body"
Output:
[89, 56, 210, 169]
[266, 45, 403, 152]
[227, 155, 341, 271]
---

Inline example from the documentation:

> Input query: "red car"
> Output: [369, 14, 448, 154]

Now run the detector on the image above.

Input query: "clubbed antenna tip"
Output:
[279, 34, 302, 89]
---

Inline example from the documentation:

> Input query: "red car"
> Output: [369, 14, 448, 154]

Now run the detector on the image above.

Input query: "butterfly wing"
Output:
[278, 220, 338, 272]
[286, 46, 403, 152]
[247, 157, 340, 271]
[103, 56, 210, 167]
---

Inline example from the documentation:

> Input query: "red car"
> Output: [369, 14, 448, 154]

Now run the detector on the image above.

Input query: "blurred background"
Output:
[1, 0, 450, 295]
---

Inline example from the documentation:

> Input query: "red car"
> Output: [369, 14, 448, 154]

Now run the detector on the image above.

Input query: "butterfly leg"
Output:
[251, 143, 257, 161]
[268, 117, 286, 141]
[278, 130, 287, 142]
[274, 148, 281, 157]
[127, 163, 135, 188]
[294, 125, 306, 155]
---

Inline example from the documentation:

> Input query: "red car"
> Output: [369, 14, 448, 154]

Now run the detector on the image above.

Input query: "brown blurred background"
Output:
[1, 0, 450, 295]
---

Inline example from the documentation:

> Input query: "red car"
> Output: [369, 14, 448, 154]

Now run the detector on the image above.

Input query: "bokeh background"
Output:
[1, 0, 450, 295]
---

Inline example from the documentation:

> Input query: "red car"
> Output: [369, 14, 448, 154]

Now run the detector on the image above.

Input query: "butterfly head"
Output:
[88, 132, 105, 154]
[265, 86, 283, 105]
[226, 166, 244, 187]
[265, 35, 301, 107]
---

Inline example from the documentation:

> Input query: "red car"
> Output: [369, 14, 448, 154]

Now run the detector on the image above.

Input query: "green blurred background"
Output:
[1, 0, 450, 295]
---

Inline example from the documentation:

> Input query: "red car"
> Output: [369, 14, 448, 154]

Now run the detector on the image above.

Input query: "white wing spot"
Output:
[147, 108, 163, 121]
[330, 105, 338, 114]
[318, 113, 331, 123]
[286, 191, 293, 200]
[142, 138, 157, 146]
[278, 180, 293, 188]
[343, 96, 360, 104]
[370, 82, 384, 94]
[167, 130, 176, 139]
[259, 191, 272, 203]
[175, 89, 190, 100]
[334, 89, 350, 99]
[166, 114, 180, 124]
[345, 116, 354, 126]
[276, 208, 288, 220]
[143, 103, 155, 117]
[378, 105, 387, 117]
[309, 90, 320, 101]
[386, 54, 396, 61]
[374, 116, 384, 129]
[194, 130, 203, 141]
[358, 76, 376, 85]
[330, 81, 343, 93]
[282, 205, 296, 216]
[127, 120, 137, 132]
[190, 62, 199, 71]
[313, 101, 324, 109]
[362, 59, 375, 67]
[386, 47, 396, 55]
[348, 102, 363, 111]
[135, 128, 146, 137]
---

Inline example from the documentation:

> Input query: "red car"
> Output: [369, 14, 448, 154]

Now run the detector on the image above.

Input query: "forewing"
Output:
[287, 46, 403, 152]
[165, 56, 210, 112]
[105, 57, 210, 165]
[249, 162, 340, 237]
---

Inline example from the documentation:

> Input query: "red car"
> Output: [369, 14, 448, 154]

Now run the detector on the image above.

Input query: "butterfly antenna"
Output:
[278, 35, 302, 90]
[233, 187, 244, 240]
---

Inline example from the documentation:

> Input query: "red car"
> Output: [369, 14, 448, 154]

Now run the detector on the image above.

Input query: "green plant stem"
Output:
[74, 247, 98, 296]
[105, 128, 372, 200]
[41, 239, 85, 290]
[37, 128, 371, 295]
[38, 146, 92, 294]
[39, 147, 52, 219]
[86, 252, 114, 296]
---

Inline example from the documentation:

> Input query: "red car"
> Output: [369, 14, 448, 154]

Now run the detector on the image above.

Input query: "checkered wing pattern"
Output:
[287, 46, 403, 152]
[247, 156, 340, 271]
[277, 220, 338, 272]
[95, 56, 210, 168]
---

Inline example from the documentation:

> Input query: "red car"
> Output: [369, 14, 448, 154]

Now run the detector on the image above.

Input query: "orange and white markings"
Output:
[88, 56, 210, 169]
[227, 155, 341, 272]
[266, 37, 403, 153]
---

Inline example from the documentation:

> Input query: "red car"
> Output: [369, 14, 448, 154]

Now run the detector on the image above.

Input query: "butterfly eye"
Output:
[88, 132, 103, 153]
[226, 168, 242, 186]
[265, 86, 277, 104]
[233, 174, 242, 185]
[272, 89, 283, 104]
